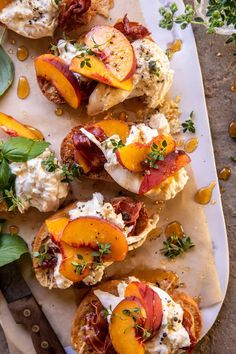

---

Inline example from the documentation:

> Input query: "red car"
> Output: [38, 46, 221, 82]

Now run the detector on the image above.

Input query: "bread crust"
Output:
[71, 280, 202, 354]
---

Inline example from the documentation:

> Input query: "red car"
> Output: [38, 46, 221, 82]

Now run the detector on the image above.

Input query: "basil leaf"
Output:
[0, 233, 28, 267]
[2, 137, 50, 162]
[0, 45, 15, 97]
[0, 158, 11, 188]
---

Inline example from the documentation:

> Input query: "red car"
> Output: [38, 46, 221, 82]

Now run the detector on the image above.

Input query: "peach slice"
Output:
[85, 25, 136, 81]
[125, 282, 163, 337]
[74, 150, 91, 174]
[109, 298, 146, 354]
[0, 0, 12, 10]
[59, 242, 93, 282]
[70, 56, 133, 91]
[35, 54, 82, 109]
[116, 134, 176, 173]
[139, 150, 191, 194]
[61, 216, 128, 261]
[45, 217, 69, 244]
[93, 119, 130, 142]
[0, 112, 40, 140]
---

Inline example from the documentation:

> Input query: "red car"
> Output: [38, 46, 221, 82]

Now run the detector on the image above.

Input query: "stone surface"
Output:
[0, 5, 236, 354]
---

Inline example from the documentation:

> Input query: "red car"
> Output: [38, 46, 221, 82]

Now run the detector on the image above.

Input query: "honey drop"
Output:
[25, 125, 44, 140]
[228, 121, 236, 138]
[55, 107, 64, 116]
[169, 39, 182, 53]
[17, 76, 30, 99]
[231, 85, 236, 93]
[17, 46, 29, 61]
[9, 225, 19, 235]
[218, 167, 231, 181]
[194, 182, 216, 205]
[184, 138, 199, 153]
[165, 221, 184, 238]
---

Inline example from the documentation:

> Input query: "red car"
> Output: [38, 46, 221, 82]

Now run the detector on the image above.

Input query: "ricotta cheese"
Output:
[0, 0, 59, 38]
[94, 278, 191, 354]
[81, 126, 188, 201]
[149, 113, 170, 135]
[10, 148, 68, 213]
[87, 38, 174, 115]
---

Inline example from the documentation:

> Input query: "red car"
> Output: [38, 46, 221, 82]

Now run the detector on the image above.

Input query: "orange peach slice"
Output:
[45, 217, 69, 244]
[70, 56, 133, 91]
[125, 282, 163, 336]
[74, 150, 91, 174]
[35, 54, 82, 109]
[116, 134, 176, 173]
[139, 150, 191, 194]
[93, 119, 130, 142]
[0, 112, 40, 140]
[0, 0, 12, 10]
[59, 243, 93, 282]
[61, 217, 128, 261]
[109, 298, 146, 354]
[85, 25, 136, 81]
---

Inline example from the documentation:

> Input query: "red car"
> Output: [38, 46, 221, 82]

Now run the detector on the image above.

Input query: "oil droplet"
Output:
[166, 39, 182, 59]
[231, 85, 236, 93]
[8, 48, 13, 55]
[194, 182, 216, 205]
[10, 39, 16, 45]
[25, 125, 44, 140]
[218, 167, 231, 181]
[17, 76, 30, 99]
[184, 138, 199, 153]
[9, 225, 19, 235]
[228, 121, 236, 138]
[55, 107, 64, 116]
[165, 221, 184, 238]
[17, 46, 29, 61]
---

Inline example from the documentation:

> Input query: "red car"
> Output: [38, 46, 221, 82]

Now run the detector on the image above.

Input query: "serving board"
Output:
[140, 0, 229, 335]
[0, 0, 229, 352]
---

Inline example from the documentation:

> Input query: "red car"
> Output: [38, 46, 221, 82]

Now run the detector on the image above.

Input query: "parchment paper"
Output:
[0, 1, 221, 353]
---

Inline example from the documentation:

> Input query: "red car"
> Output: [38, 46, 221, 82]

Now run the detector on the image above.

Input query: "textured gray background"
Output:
[1, 6, 236, 354]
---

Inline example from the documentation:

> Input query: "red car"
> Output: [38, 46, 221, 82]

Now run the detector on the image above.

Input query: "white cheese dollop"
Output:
[149, 113, 170, 135]
[126, 124, 159, 145]
[88, 38, 174, 115]
[94, 278, 191, 354]
[0, 0, 59, 38]
[10, 148, 68, 213]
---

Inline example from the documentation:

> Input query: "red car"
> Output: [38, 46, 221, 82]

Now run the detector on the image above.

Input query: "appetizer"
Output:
[34, 16, 173, 113]
[71, 277, 202, 353]
[61, 118, 191, 200]
[32, 193, 159, 289]
[0, 112, 69, 213]
[0, 0, 113, 39]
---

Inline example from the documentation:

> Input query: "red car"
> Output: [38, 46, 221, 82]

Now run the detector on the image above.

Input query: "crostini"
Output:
[61, 118, 191, 200]
[0, 112, 69, 213]
[32, 193, 159, 289]
[34, 16, 173, 112]
[0, 0, 113, 39]
[71, 278, 202, 353]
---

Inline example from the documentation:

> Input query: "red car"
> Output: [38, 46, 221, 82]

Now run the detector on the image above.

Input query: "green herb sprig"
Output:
[92, 242, 111, 264]
[161, 234, 195, 259]
[109, 139, 125, 152]
[71, 253, 88, 275]
[159, 1, 236, 49]
[144, 140, 167, 169]
[182, 111, 195, 133]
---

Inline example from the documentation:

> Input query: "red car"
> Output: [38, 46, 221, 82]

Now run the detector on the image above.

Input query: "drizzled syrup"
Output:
[218, 167, 231, 181]
[17, 46, 29, 61]
[184, 138, 199, 153]
[17, 76, 30, 99]
[194, 182, 216, 205]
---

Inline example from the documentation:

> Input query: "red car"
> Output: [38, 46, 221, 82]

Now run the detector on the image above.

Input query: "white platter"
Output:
[140, 0, 229, 337]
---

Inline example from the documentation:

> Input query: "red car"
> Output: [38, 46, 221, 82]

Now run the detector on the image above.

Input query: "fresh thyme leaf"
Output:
[4, 189, 24, 212]
[41, 153, 60, 172]
[144, 140, 167, 169]
[109, 139, 125, 152]
[61, 163, 81, 182]
[71, 260, 88, 275]
[161, 234, 195, 259]
[182, 111, 195, 133]
[50, 43, 59, 56]
[159, 1, 236, 47]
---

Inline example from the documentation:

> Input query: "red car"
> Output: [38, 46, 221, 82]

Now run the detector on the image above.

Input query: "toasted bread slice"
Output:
[32, 197, 156, 289]
[71, 280, 202, 353]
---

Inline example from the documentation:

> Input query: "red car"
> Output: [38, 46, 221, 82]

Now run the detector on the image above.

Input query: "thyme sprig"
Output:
[182, 111, 195, 133]
[144, 140, 167, 169]
[161, 234, 195, 259]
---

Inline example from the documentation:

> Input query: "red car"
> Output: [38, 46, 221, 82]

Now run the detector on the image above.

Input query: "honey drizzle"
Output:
[17, 46, 29, 61]
[25, 125, 44, 140]
[194, 182, 216, 205]
[165, 221, 184, 238]
[218, 167, 231, 181]
[17, 76, 30, 99]
[184, 138, 199, 153]
[228, 121, 236, 138]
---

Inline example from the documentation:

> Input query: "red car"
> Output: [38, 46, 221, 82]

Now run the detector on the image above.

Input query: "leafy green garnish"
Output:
[61, 163, 81, 182]
[107, 139, 125, 152]
[182, 111, 195, 133]
[161, 234, 195, 259]
[144, 140, 167, 169]
[92, 242, 111, 258]
[159, 1, 236, 48]
[71, 255, 88, 275]
[0, 220, 28, 267]
[41, 153, 60, 172]
[0, 27, 15, 97]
